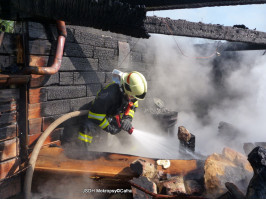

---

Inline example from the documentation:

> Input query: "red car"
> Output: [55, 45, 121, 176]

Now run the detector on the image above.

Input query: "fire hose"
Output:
[24, 110, 88, 198]
[24, 107, 134, 198]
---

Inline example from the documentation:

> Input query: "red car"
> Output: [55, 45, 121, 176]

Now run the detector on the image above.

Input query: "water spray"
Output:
[130, 128, 180, 159]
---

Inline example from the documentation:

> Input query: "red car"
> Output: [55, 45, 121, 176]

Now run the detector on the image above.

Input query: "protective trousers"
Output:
[77, 119, 108, 152]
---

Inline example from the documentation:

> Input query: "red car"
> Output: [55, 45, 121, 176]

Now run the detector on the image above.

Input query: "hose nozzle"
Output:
[128, 127, 134, 135]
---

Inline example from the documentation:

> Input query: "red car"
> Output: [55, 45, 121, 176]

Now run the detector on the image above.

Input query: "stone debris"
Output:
[204, 147, 253, 198]
[130, 159, 157, 179]
[246, 146, 266, 199]
[178, 126, 195, 153]
[222, 147, 253, 172]
[220, 146, 266, 199]
[156, 160, 170, 169]
[160, 176, 186, 195]
[184, 180, 204, 195]
[243, 142, 256, 156]
[129, 145, 266, 199]
[217, 121, 243, 150]
[244, 142, 266, 156]
[178, 126, 191, 142]
[131, 176, 157, 199]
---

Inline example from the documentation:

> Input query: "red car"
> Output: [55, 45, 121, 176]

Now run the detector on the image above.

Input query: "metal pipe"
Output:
[24, 20, 67, 75]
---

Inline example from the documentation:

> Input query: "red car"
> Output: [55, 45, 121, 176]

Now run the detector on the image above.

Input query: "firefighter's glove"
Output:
[121, 118, 132, 132]
[105, 124, 121, 135]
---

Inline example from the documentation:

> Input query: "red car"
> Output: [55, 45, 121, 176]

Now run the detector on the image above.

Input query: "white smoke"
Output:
[141, 33, 266, 155]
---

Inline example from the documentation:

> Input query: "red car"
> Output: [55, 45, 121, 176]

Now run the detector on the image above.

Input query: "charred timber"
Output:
[0, 75, 30, 85]
[35, 146, 203, 178]
[145, 17, 266, 45]
[195, 42, 266, 52]
[0, 0, 149, 38]
[121, 0, 266, 11]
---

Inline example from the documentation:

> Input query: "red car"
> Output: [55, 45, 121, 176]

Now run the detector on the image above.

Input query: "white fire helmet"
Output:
[121, 71, 147, 100]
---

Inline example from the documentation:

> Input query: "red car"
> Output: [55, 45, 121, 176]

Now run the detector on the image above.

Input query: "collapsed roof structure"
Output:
[1, 0, 266, 49]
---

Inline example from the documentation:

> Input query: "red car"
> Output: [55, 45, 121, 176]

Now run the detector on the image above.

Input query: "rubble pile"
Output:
[217, 121, 243, 150]
[245, 146, 266, 198]
[177, 126, 206, 160]
[243, 142, 266, 156]
[129, 158, 204, 198]
[128, 146, 266, 199]
[178, 126, 196, 154]
[204, 147, 253, 198]
[144, 98, 178, 131]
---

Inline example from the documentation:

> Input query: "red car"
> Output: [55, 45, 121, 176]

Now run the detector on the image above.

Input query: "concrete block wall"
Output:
[27, 22, 155, 144]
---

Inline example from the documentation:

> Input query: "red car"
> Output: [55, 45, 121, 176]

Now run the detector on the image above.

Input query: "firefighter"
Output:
[77, 70, 147, 150]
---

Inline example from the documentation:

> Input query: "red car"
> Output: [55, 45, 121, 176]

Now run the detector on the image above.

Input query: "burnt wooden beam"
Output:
[145, 16, 266, 45]
[35, 146, 202, 179]
[122, 0, 266, 11]
[195, 42, 266, 52]
[0, 0, 149, 38]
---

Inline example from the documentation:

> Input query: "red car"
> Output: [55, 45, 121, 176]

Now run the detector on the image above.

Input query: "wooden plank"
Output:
[28, 118, 42, 135]
[0, 157, 20, 180]
[0, 56, 17, 72]
[35, 146, 199, 178]
[0, 124, 17, 141]
[28, 128, 63, 149]
[0, 97, 15, 103]
[0, 74, 30, 86]
[28, 88, 47, 104]
[17, 84, 28, 162]
[0, 138, 18, 161]
[0, 88, 20, 99]
[28, 103, 41, 120]
[0, 111, 16, 125]
[32, 171, 130, 198]
[0, 175, 21, 199]
[0, 101, 16, 113]
[0, 33, 16, 55]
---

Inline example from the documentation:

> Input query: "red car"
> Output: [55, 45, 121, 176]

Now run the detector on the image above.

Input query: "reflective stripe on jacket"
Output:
[81, 82, 138, 135]
[78, 132, 93, 143]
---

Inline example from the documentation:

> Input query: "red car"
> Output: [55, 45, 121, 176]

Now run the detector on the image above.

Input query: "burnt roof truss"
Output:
[145, 17, 266, 46]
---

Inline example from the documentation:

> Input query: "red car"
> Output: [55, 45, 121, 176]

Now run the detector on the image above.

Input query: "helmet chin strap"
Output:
[120, 84, 125, 93]
[120, 85, 134, 100]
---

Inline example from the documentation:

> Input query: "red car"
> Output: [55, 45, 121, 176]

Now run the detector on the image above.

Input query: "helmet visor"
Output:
[135, 92, 146, 100]
[124, 83, 146, 100]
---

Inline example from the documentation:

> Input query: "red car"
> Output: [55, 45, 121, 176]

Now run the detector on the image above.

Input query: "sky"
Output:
[147, 4, 266, 32]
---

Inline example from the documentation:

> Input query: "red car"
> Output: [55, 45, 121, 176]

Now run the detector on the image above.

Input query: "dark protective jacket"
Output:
[78, 82, 138, 143]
